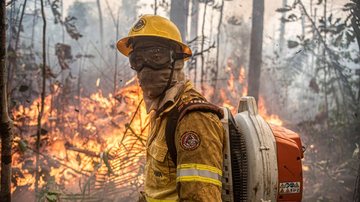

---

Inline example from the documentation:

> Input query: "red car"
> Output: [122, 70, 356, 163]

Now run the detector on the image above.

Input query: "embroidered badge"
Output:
[180, 131, 201, 151]
[132, 18, 146, 32]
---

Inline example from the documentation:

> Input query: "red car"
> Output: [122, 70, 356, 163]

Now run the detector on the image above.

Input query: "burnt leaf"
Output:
[276, 6, 292, 13]
[336, 24, 346, 34]
[345, 31, 355, 43]
[342, 3, 356, 11]
[63, 16, 83, 40]
[309, 78, 320, 93]
[18, 140, 28, 152]
[19, 85, 29, 92]
[41, 128, 48, 135]
[288, 40, 299, 48]
[334, 32, 344, 47]
[328, 14, 333, 23]
[76, 154, 81, 165]
[288, 14, 298, 22]
[227, 16, 242, 26]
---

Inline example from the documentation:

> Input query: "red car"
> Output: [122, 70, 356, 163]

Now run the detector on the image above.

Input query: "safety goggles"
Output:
[129, 46, 174, 72]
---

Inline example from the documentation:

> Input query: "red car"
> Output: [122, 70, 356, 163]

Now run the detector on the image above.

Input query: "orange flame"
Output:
[12, 58, 283, 196]
[12, 81, 147, 194]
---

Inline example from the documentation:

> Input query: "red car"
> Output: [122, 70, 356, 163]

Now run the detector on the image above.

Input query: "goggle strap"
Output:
[173, 53, 191, 60]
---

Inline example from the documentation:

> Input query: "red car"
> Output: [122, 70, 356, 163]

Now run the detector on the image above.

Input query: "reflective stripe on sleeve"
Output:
[146, 196, 177, 202]
[176, 164, 222, 187]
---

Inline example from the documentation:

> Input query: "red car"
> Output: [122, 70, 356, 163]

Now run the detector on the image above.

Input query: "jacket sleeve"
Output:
[175, 111, 225, 201]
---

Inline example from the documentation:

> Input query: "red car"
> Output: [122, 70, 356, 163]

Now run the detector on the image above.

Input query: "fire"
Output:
[258, 97, 283, 126]
[218, 59, 282, 126]
[11, 81, 147, 196]
[11, 58, 283, 198]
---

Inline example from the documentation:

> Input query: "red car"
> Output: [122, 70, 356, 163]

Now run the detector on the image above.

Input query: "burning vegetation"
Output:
[0, 0, 359, 201]
[10, 65, 283, 201]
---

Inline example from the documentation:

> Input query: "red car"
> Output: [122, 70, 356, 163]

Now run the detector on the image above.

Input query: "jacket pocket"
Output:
[147, 143, 170, 186]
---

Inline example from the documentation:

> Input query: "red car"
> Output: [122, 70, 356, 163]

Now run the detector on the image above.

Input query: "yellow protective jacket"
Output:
[143, 81, 225, 202]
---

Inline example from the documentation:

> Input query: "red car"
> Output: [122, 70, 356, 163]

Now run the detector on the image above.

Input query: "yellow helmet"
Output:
[117, 14, 192, 60]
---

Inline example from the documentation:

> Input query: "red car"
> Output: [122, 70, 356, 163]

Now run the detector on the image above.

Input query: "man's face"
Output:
[129, 38, 173, 73]
[130, 38, 174, 99]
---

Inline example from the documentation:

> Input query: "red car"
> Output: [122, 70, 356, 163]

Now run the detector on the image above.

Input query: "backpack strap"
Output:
[165, 99, 224, 166]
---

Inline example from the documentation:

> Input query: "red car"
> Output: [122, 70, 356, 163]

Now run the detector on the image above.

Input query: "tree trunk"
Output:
[35, 0, 47, 199]
[170, 0, 189, 43]
[248, 0, 265, 103]
[15, 0, 28, 50]
[354, 154, 360, 202]
[0, 0, 13, 201]
[190, 0, 199, 86]
[350, 0, 360, 53]
[190, 0, 199, 41]
[31, 0, 37, 48]
[96, 0, 104, 59]
[154, 0, 158, 15]
[114, 9, 120, 97]
[200, 1, 208, 93]
[6, 0, 16, 101]
[279, 0, 287, 53]
[323, 0, 329, 126]
[213, 0, 224, 91]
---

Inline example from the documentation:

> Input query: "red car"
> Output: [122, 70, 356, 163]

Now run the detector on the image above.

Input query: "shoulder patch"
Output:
[180, 131, 201, 151]
[132, 18, 146, 32]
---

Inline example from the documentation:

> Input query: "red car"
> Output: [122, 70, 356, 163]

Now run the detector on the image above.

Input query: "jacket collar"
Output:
[147, 80, 194, 116]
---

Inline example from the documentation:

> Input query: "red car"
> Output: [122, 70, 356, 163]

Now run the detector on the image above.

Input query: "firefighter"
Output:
[117, 14, 225, 201]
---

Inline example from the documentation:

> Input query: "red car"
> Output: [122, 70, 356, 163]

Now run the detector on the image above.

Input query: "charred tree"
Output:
[31, 0, 38, 48]
[190, 0, 199, 85]
[279, 0, 287, 53]
[114, 9, 120, 98]
[96, 0, 104, 55]
[213, 0, 224, 91]
[350, 0, 360, 54]
[170, 0, 189, 42]
[350, 0, 360, 106]
[154, 0, 158, 15]
[248, 0, 265, 103]
[35, 0, 47, 199]
[355, 152, 360, 202]
[0, 0, 13, 201]
[15, 0, 28, 50]
[322, 0, 329, 125]
[200, 1, 209, 93]
[190, 0, 199, 41]
[6, 1, 17, 100]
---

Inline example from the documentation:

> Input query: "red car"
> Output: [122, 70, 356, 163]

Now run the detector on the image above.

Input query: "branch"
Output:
[192, 42, 216, 57]
[297, 0, 357, 105]
[26, 146, 90, 177]
[120, 99, 144, 144]
[64, 142, 115, 160]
